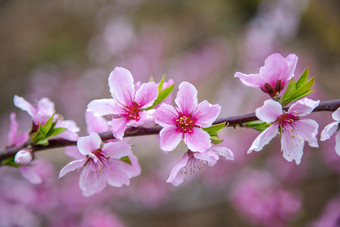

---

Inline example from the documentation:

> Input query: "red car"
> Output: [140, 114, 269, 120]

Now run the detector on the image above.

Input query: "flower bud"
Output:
[15, 149, 33, 165]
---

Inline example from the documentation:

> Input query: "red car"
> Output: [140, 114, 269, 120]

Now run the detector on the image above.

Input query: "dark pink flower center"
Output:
[84, 149, 109, 169]
[260, 80, 283, 98]
[176, 114, 196, 134]
[124, 101, 141, 121]
[277, 113, 300, 126]
[180, 151, 208, 175]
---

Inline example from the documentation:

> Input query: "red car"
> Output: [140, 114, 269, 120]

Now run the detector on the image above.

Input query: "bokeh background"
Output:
[1, 0, 340, 226]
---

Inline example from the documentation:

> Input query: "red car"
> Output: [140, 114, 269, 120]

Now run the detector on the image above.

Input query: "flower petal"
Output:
[79, 165, 107, 197]
[175, 82, 198, 115]
[193, 100, 221, 127]
[13, 95, 35, 117]
[85, 111, 109, 134]
[184, 128, 211, 152]
[292, 119, 319, 147]
[154, 104, 178, 127]
[288, 98, 320, 117]
[248, 124, 279, 154]
[335, 132, 340, 156]
[104, 160, 132, 187]
[135, 82, 158, 108]
[284, 53, 298, 84]
[281, 125, 305, 165]
[108, 67, 135, 106]
[108, 118, 129, 140]
[234, 72, 264, 88]
[64, 146, 83, 159]
[260, 53, 289, 86]
[321, 122, 339, 141]
[102, 141, 131, 159]
[193, 150, 219, 165]
[159, 126, 182, 151]
[255, 99, 282, 123]
[212, 146, 234, 160]
[332, 107, 340, 122]
[58, 160, 83, 178]
[87, 99, 116, 117]
[34, 98, 55, 125]
[166, 153, 190, 186]
[20, 166, 42, 184]
[77, 133, 102, 156]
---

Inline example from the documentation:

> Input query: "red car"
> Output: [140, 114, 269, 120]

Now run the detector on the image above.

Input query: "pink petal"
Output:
[284, 54, 298, 84]
[248, 124, 279, 154]
[20, 166, 42, 184]
[56, 120, 80, 141]
[58, 160, 83, 178]
[35, 98, 55, 124]
[281, 125, 305, 165]
[135, 82, 158, 108]
[193, 100, 221, 127]
[13, 95, 35, 117]
[234, 72, 264, 88]
[332, 107, 340, 122]
[166, 153, 190, 186]
[292, 119, 319, 147]
[255, 99, 282, 123]
[193, 150, 219, 165]
[154, 104, 178, 127]
[77, 133, 102, 156]
[79, 165, 107, 197]
[104, 160, 131, 187]
[184, 128, 211, 152]
[65, 146, 83, 159]
[8, 113, 19, 145]
[85, 111, 108, 134]
[321, 122, 339, 141]
[108, 67, 135, 106]
[159, 126, 182, 151]
[260, 53, 289, 86]
[102, 141, 131, 159]
[108, 118, 129, 140]
[212, 146, 234, 160]
[335, 132, 340, 156]
[175, 82, 198, 115]
[87, 99, 116, 116]
[288, 98, 320, 117]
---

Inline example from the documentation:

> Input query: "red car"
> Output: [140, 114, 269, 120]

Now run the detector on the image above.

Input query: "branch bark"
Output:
[0, 99, 339, 163]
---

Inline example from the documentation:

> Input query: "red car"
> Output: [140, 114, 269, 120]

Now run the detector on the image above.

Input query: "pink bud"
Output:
[15, 149, 33, 165]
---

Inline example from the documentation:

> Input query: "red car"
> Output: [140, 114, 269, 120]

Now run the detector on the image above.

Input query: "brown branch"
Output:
[1, 99, 339, 163]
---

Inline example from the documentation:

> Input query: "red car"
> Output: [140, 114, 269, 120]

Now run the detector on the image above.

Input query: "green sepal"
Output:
[120, 156, 131, 165]
[1, 157, 20, 168]
[246, 121, 270, 132]
[203, 122, 226, 145]
[202, 122, 226, 134]
[31, 113, 67, 146]
[144, 75, 174, 110]
[280, 68, 315, 106]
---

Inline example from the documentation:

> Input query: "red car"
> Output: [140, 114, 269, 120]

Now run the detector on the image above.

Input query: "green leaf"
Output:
[280, 79, 296, 104]
[144, 83, 174, 110]
[295, 67, 309, 88]
[210, 135, 224, 145]
[35, 138, 49, 146]
[46, 127, 67, 138]
[40, 113, 55, 135]
[246, 121, 269, 132]
[120, 156, 131, 165]
[158, 75, 166, 92]
[202, 122, 226, 134]
[1, 157, 20, 168]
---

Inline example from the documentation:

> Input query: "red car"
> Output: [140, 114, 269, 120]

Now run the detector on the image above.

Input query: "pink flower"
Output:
[13, 95, 79, 141]
[167, 147, 234, 186]
[154, 82, 221, 152]
[248, 98, 319, 164]
[15, 149, 33, 165]
[235, 53, 298, 97]
[320, 107, 340, 156]
[87, 67, 158, 140]
[59, 133, 141, 196]
[8, 112, 29, 147]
